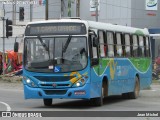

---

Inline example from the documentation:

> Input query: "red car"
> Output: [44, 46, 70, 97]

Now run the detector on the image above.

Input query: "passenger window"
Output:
[98, 31, 106, 57]
[124, 34, 131, 57]
[139, 36, 145, 57]
[145, 37, 150, 57]
[106, 32, 114, 57]
[132, 35, 138, 57]
[116, 33, 122, 57]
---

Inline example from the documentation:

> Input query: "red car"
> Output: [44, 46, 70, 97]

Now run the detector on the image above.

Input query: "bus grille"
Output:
[34, 76, 74, 82]
[44, 90, 67, 95]
[40, 84, 70, 87]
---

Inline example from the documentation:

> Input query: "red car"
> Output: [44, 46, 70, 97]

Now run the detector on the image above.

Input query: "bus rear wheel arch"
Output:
[129, 76, 140, 99]
[122, 75, 140, 99]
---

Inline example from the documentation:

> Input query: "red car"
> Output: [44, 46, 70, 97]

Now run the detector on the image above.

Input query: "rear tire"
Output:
[122, 93, 129, 99]
[129, 76, 140, 99]
[43, 99, 52, 106]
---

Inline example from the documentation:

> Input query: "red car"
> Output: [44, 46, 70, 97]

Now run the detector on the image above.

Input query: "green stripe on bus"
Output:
[129, 58, 151, 72]
[93, 58, 151, 76]
[134, 30, 144, 36]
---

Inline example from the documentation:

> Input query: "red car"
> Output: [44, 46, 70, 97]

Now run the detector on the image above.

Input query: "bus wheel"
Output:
[43, 99, 52, 106]
[122, 93, 129, 99]
[129, 77, 140, 99]
[92, 84, 104, 106]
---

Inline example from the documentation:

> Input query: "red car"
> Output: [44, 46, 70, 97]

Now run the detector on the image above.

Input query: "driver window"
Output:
[91, 35, 98, 59]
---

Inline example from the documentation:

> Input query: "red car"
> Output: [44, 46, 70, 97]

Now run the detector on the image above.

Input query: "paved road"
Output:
[0, 81, 160, 119]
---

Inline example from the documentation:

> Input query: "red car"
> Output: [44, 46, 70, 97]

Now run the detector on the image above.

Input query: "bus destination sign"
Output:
[25, 23, 86, 36]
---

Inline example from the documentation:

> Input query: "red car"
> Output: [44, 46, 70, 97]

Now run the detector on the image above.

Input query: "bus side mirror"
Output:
[93, 37, 98, 47]
[14, 42, 19, 52]
[91, 58, 99, 66]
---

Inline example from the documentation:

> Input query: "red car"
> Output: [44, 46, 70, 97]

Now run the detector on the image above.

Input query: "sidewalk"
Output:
[0, 75, 23, 90]
[0, 75, 22, 82]
[152, 79, 160, 85]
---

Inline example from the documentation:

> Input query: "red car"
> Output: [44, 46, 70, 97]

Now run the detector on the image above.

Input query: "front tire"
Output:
[43, 99, 52, 106]
[91, 84, 104, 106]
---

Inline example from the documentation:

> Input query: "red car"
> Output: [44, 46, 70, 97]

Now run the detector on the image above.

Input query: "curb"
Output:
[0, 75, 22, 83]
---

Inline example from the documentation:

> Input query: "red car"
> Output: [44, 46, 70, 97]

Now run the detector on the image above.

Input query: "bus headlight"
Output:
[76, 82, 81, 87]
[26, 79, 31, 84]
[72, 78, 86, 87]
[23, 77, 38, 88]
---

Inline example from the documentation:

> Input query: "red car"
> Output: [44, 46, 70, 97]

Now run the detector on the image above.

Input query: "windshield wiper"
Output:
[62, 35, 72, 53]
[37, 36, 49, 51]
[37, 36, 50, 59]
[61, 35, 72, 63]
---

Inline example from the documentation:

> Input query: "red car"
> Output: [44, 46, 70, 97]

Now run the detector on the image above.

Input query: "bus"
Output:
[16, 18, 152, 106]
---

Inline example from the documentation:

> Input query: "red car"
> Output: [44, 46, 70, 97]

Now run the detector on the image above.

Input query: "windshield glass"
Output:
[24, 36, 87, 73]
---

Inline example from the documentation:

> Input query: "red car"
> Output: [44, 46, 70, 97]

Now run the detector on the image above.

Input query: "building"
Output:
[80, 0, 160, 28]
[0, 0, 160, 53]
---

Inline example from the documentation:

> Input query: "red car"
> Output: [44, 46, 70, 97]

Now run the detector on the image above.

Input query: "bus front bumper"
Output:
[23, 84, 90, 99]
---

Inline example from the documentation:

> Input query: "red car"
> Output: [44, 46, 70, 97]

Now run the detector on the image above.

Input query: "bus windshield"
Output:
[24, 36, 87, 73]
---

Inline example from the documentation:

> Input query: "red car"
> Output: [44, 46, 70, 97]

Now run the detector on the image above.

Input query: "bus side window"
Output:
[139, 36, 145, 57]
[145, 37, 150, 57]
[132, 35, 138, 57]
[116, 33, 122, 57]
[98, 30, 107, 57]
[124, 34, 131, 57]
[106, 32, 114, 57]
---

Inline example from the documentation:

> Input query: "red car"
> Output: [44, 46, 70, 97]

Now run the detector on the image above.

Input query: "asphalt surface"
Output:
[0, 80, 160, 120]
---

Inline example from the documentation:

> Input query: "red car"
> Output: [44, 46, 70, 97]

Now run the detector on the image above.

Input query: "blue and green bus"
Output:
[18, 18, 152, 106]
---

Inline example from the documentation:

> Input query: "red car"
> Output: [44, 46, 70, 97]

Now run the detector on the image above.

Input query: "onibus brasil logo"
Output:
[147, 0, 157, 7]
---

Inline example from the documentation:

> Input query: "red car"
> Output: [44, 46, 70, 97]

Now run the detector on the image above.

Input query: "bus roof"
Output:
[87, 21, 149, 35]
[27, 19, 149, 36]
[27, 18, 86, 25]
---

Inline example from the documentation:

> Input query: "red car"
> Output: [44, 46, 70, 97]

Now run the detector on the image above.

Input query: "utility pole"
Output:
[30, 0, 33, 21]
[61, 0, 64, 18]
[95, 0, 98, 22]
[45, 0, 48, 20]
[76, 0, 80, 17]
[12, 0, 16, 25]
[68, 0, 71, 17]
[2, 3, 5, 75]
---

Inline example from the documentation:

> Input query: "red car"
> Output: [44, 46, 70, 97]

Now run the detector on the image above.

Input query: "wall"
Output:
[1, 0, 160, 51]
[80, 0, 131, 26]
[131, 0, 160, 28]
[48, 0, 61, 19]
[0, 0, 45, 51]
